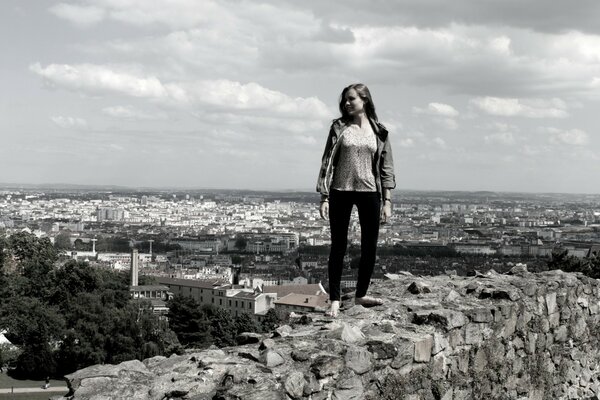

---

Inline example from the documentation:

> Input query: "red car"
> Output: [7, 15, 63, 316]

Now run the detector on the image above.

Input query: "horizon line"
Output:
[1, 182, 599, 197]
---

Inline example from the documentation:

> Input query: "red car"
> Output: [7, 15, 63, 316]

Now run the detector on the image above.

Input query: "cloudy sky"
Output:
[2, 1, 600, 193]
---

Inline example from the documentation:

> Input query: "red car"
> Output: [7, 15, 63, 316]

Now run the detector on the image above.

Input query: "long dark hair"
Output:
[338, 83, 378, 122]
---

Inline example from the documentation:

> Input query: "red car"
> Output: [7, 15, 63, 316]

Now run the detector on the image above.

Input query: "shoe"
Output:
[355, 296, 384, 307]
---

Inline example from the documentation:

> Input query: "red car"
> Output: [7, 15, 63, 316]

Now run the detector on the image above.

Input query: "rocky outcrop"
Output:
[59, 268, 600, 400]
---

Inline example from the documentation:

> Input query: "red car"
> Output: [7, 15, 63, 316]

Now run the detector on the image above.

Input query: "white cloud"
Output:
[549, 129, 589, 146]
[470, 97, 569, 118]
[50, 116, 88, 129]
[50, 0, 223, 29]
[102, 105, 167, 120]
[484, 132, 516, 145]
[30, 63, 170, 99]
[433, 137, 446, 147]
[49, 3, 106, 27]
[30, 63, 330, 118]
[414, 102, 459, 117]
[429, 102, 459, 117]
[398, 138, 415, 147]
[439, 118, 458, 131]
[480, 122, 519, 132]
[294, 135, 318, 146]
[489, 36, 511, 55]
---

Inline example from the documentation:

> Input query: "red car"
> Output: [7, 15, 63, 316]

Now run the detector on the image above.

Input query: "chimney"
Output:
[131, 248, 139, 287]
[230, 265, 240, 285]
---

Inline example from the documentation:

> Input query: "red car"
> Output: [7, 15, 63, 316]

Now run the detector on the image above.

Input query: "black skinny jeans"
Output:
[328, 189, 380, 301]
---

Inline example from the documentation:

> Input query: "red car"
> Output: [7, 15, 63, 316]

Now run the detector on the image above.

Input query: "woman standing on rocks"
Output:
[316, 83, 396, 317]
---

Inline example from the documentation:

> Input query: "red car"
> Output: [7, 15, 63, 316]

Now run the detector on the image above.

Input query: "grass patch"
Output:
[0, 392, 68, 400]
[0, 373, 65, 389]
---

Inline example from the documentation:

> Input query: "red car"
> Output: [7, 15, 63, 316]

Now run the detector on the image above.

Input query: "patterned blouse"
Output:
[331, 123, 377, 192]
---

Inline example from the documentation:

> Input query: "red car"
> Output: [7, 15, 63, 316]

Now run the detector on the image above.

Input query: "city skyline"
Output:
[2, 1, 600, 193]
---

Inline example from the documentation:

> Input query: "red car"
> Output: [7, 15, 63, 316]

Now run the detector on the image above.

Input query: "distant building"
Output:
[97, 207, 126, 222]
[156, 277, 277, 318]
[129, 249, 172, 315]
[274, 293, 330, 313]
[129, 285, 171, 315]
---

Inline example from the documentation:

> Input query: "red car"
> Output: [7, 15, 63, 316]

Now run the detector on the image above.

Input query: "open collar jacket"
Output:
[316, 118, 396, 199]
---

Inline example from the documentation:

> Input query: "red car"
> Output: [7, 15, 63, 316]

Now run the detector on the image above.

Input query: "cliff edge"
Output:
[59, 268, 600, 400]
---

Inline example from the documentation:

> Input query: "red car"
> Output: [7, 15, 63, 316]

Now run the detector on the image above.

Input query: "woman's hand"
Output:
[319, 201, 329, 220]
[381, 200, 391, 224]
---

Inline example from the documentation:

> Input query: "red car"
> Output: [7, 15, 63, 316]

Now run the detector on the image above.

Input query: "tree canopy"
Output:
[0, 231, 270, 379]
[0, 232, 180, 378]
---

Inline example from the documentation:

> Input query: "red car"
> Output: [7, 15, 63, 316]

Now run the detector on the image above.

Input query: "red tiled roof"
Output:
[262, 283, 326, 298]
[274, 293, 329, 309]
[157, 277, 227, 289]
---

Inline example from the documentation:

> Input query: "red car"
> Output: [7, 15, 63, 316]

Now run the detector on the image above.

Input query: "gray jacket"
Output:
[316, 118, 396, 199]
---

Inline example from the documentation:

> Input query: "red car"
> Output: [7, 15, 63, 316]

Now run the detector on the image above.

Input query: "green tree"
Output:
[167, 295, 212, 348]
[210, 308, 237, 347]
[0, 233, 182, 378]
[7, 232, 57, 300]
[0, 343, 21, 369]
[236, 312, 260, 334]
[49, 261, 101, 307]
[1, 297, 65, 378]
[54, 232, 72, 250]
[234, 236, 248, 251]
[261, 308, 282, 333]
[231, 255, 243, 265]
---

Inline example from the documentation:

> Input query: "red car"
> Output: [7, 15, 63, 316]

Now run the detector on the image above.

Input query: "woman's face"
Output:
[343, 88, 365, 117]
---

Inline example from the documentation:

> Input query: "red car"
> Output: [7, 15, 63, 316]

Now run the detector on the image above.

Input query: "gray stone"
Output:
[391, 339, 414, 369]
[509, 264, 528, 275]
[469, 308, 494, 323]
[259, 338, 276, 350]
[572, 316, 587, 337]
[332, 373, 364, 400]
[238, 350, 260, 362]
[414, 335, 433, 363]
[284, 371, 306, 399]
[502, 312, 517, 338]
[274, 325, 293, 338]
[261, 349, 284, 368]
[555, 325, 568, 342]
[473, 348, 488, 372]
[465, 323, 483, 345]
[326, 322, 365, 343]
[444, 289, 461, 303]
[577, 296, 589, 308]
[414, 309, 467, 330]
[345, 346, 372, 375]
[431, 352, 446, 379]
[407, 281, 431, 294]
[545, 292, 557, 315]
[453, 389, 471, 400]
[448, 327, 465, 348]
[432, 332, 449, 355]
[291, 349, 310, 362]
[366, 340, 397, 360]
[526, 332, 537, 354]
[548, 312, 560, 328]
[516, 309, 532, 330]
[303, 373, 321, 396]
[310, 355, 344, 378]
[236, 332, 263, 345]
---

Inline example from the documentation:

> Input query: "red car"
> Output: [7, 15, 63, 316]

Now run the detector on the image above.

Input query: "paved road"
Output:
[0, 386, 69, 393]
